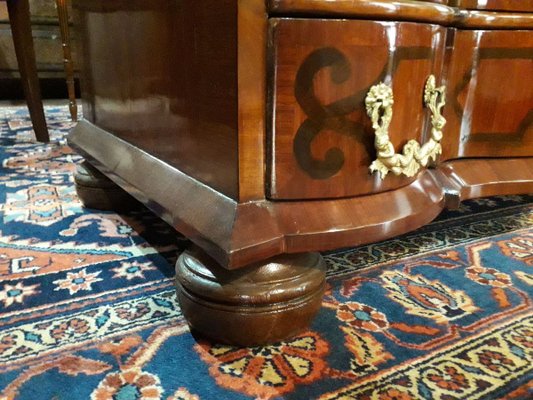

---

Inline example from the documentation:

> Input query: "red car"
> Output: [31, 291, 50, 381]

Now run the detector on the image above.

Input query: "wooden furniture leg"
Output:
[56, 0, 78, 122]
[75, 157, 327, 346]
[6, 0, 49, 143]
[176, 246, 326, 346]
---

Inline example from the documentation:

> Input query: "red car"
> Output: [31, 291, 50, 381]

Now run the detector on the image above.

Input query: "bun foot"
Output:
[175, 246, 326, 346]
[74, 160, 139, 212]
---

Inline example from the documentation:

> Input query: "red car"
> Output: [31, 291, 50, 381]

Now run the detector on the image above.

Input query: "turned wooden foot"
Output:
[74, 160, 139, 212]
[175, 246, 326, 346]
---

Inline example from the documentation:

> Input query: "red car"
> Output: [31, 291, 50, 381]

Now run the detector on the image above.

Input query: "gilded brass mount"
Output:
[365, 75, 446, 179]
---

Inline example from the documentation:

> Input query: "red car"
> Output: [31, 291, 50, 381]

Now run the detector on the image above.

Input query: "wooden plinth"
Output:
[74, 160, 138, 212]
[175, 246, 326, 346]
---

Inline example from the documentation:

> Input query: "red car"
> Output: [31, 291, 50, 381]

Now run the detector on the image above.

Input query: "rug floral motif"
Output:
[0, 106, 531, 400]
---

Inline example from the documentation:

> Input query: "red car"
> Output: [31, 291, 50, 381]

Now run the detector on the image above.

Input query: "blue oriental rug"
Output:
[0, 106, 532, 400]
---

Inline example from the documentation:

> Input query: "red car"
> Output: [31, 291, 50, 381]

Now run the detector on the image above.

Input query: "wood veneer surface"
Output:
[269, 0, 455, 24]
[72, 0, 240, 199]
[269, 18, 447, 199]
[450, 0, 533, 13]
[442, 29, 533, 159]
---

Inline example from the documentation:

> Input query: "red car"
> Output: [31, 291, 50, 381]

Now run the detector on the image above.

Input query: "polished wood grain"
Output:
[442, 29, 533, 160]
[237, 0, 268, 202]
[71, 121, 533, 270]
[69, 120, 238, 266]
[232, 172, 447, 266]
[70, 120, 440, 268]
[5, 0, 49, 142]
[455, 10, 533, 29]
[69, 0, 533, 344]
[71, 0, 530, 269]
[72, 0, 240, 199]
[72, 0, 271, 202]
[269, 0, 533, 28]
[176, 246, 326, 346]
[440, 158, 533, 200]
[269, 0, 455, 24]
[450, 0, 533, 12]
[269, 18, 447, 199]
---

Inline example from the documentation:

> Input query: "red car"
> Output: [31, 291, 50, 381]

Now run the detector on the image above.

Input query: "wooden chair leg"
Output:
[56, 0, 78, 122]
[6, 0, 50, 143]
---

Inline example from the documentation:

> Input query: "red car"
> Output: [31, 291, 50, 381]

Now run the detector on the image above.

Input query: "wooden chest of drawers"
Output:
[68, 0, 533, 345]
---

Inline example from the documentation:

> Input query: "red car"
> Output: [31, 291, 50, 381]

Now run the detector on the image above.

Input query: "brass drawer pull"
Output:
[365, 75, 446, 179]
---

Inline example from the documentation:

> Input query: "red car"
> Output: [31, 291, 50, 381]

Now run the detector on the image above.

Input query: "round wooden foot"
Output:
[175, 246, 326, 346]
[74, 160, 139, 212]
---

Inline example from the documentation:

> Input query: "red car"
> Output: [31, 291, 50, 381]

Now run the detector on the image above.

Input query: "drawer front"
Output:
[450, 1, 533, 12]
[442, 29, 533, 159]
[269, 19, 447, 200]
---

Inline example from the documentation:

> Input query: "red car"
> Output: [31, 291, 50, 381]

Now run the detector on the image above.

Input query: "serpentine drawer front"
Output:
[450, 0, 531, 12]
[268, 18, 447, 200]
[442, 29, 533, 159]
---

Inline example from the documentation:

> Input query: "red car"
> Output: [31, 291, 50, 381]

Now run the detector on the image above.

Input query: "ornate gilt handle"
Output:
[365, 75, 446, 179]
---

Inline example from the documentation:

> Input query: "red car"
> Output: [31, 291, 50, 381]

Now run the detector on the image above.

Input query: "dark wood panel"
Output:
[72, 0, 240, 200]
[442, 29, 533, 159]
[269, 18, 447, 199]
[268, 0, 455, 24]
[450, 0, 533, 12]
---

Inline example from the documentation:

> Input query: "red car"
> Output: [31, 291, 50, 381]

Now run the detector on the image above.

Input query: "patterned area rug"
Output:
[0, 106, 532, 400]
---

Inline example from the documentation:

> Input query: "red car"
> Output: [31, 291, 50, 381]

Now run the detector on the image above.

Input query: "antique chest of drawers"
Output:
[68, 0, 533, 345]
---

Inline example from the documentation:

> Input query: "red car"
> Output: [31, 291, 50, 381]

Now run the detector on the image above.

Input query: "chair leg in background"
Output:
[6, 0, 50, 143]
[56, 0, 78, 122]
